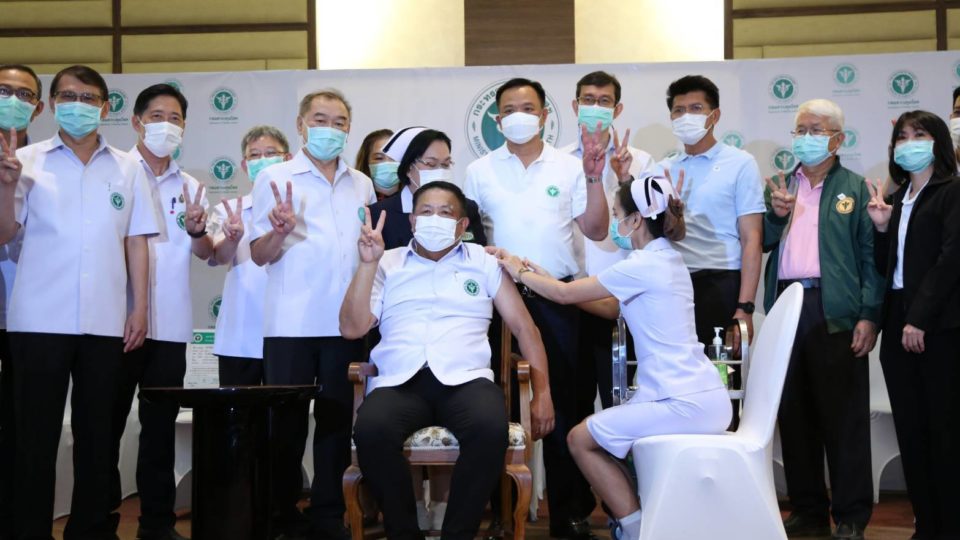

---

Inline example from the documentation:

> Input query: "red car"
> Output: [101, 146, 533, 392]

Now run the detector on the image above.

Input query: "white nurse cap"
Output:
[630, 174, 679, 220]
[382, 126, 428, 162]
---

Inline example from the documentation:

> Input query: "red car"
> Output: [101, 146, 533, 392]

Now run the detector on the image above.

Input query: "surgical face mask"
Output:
[950, 117, 960, 148]
[893, 139, 935, 173]
[55, 101, 102, 138]
[370, 162, 400, 190]
[0, 95, 37, 131]
[500, 112, 541, 144]
[246, 156, 283, 182]
[141, 120, 183, 158]
[415, 167, 453, 187]
[791, 134, 834, 167]
[413, 214, 460, 252]
[305, 126, 347, 161]
[609, 216, 634, 250]
[578, 104, 614, 134]
[671, 112, 712, 146]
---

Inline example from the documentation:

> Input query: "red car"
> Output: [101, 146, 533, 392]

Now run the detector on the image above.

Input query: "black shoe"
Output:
[550, 517, 599, 540]
[136, 526, 189, 540]
[782, 513, 830, 538]
[831, 522, 864, 540]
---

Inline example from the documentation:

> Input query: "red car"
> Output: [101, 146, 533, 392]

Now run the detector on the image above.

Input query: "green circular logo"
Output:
[165, 79, 183, 91]
[546, 185, 560, 198]
[842, 128, 859, 150]
[176, 211, 186, 231]
[172, 146, 183, 161]
[770, 75, 797, 101]
[357, 207, 366, 223]
[463, 279, 480, 296]
[721, 131, 744, 149]
[110, 192, 125, 210]
[210, 157, 237, 182]
[193, 333, 204, 343]
[210, 88, 237, 113]
[108, 90, 126, 114]
[771, 148, 797, 171]
[465, 80, 561, 158]
[834, 64, 858, 86]
[208, 295, 222, 319]
[889, 71, 918, 96]
[954, 61, 960, 80]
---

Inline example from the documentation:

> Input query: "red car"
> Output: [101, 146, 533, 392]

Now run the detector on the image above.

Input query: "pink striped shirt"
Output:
[779, 168, 822, 280]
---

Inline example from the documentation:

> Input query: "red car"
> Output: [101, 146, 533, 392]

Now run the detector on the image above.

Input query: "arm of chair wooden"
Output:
[348, 362, 378, 426]
[514, 354, 533, 461]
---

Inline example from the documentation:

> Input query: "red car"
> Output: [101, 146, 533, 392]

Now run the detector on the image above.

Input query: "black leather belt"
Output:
[517, 275, 573, 298]
[778, 278, 820, 293]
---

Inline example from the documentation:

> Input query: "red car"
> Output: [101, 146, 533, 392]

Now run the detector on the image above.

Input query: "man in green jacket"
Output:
[763, 99, 884, 540]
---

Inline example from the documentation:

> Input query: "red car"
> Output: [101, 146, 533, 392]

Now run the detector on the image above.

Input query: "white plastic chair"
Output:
[630, 283, 804, 540]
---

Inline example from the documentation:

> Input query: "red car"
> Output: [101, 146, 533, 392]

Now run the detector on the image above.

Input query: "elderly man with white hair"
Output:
[762, 98, 884, 540]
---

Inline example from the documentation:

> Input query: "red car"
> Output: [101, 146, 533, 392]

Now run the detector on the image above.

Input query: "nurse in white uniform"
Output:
[492, 174, 731, 540]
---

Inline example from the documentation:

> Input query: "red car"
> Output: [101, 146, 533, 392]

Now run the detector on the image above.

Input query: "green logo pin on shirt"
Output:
[464, 279, 480, 296]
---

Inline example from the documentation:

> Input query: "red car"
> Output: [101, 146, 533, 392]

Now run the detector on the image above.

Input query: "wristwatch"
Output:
[736, 301, 755, 314]
[517, 267, 532, 284]
[187, 227, 208, 239]
[586, 176, 602, 184]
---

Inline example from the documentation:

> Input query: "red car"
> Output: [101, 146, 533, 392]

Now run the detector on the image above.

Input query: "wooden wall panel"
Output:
[464, 0, 574, 66]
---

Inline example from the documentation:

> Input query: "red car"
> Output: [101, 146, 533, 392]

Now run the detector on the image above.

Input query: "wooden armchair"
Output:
[342, 319, 534, 539]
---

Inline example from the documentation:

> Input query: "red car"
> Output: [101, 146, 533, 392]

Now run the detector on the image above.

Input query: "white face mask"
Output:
[413, 214, 460, 252]
[142, 120, 183, 158]
[499, 112, 541, 144]
[416, 167, 453, 187]
[950, 117, 960, 148]
[671, 112, 712, 146]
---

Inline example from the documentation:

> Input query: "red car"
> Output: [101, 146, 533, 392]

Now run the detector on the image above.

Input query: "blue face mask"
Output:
[609, 216, 634, 250]
[370, 162, 400, 189]
[791, 134, 834, 167]
[578, 104, 614, 134]
[893, 140, 935, 172]
[55, 101, 102, 138]
[246, 156, 284, 182]
[305, 126, 347, 161]
[0, 95, 37, 131]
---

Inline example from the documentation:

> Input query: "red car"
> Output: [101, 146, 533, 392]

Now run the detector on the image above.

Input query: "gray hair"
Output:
[298, 89, 352, 119]
[240, 125, 290, 156]
[795, 99, 844, 130]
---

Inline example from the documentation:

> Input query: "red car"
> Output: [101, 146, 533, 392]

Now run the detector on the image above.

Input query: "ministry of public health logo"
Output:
[953, 60, 960, 80]
[834, 64, 858, 86]
[770, 75, 798, 101]
[842, 128, 859, 150]
[771, 148, 797, 171]
[889, 71, 918, 97]
[721, 131, 744, 149]
[463, 279, 480, 296]
[210, 88, 237, 113]
[108, 90, 127, 114]
[110, 191, 125, 210]
[172, 146, 182, 162]
[210, 157, 237, 182]
[164, 79, 183, 92]
[208, 295, 222, 319]
[465, 80, 561, 158]
[176, 211, 186, 231]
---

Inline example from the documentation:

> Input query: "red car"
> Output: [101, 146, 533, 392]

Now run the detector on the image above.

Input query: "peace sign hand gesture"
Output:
[610, 127, 634, 182]
[0, 128, 23, 187]
[865, 178, 892, 233]
[268, 180, 296, 236]
[358, 207, 385, 264]
[662, 167, 686, 199]
[581, 123, 607, 179]
[221, 196, 244, 241]
[182, 182, 208, 235]
[764, 172, 795, 218]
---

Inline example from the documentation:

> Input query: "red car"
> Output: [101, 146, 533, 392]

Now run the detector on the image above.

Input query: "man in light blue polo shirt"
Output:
[658, 75, 765, 396]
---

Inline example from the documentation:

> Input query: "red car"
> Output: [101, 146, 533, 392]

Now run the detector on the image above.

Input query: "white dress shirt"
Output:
[251, 150, 376, 337]
[560, 136, 656, 277]
[208, 195, 268, 358]
[367, 241, 503, 393]
[130, 146, 207, 344]
[464, 143, 588, 278]
[893, 182, 927, 290]
[0, 232, 22, 330]
[10, 134, 158, 338]
[597, 238, 724, 402]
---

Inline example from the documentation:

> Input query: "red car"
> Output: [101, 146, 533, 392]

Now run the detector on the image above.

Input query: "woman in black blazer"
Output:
[368, 127, 486, 250]
[866, 110, 960, 540]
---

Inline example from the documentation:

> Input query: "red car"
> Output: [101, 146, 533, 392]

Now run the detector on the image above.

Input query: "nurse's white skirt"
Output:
[585, 386, 732, 459]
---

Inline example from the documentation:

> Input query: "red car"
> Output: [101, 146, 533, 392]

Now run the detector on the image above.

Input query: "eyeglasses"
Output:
[578, 96, 616, 108]
[416, 158, 454, 170]
[246, 149, 284, 160]
[671, 103, 709, 116]
[53, 90, 104, 106]
[791, 127, 839, 137]
[0, 85, 38, 103]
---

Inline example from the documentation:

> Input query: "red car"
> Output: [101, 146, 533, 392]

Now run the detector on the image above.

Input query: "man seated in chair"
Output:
[340, 181, 555, 540]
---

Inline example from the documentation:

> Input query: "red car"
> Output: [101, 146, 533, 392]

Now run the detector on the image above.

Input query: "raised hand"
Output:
[182, 182, 208, 235]
[865, 178, 893, 232]
[358, 207, 385, 263]
[609, 127, 634, 182]
[662, 167, 686, 197]
[221, 196, 244, 241]
[0, 127, 22, 187]
[268, 180, 296, 236]
[581, 123, 606, 179]
[764, 172, 795, 218]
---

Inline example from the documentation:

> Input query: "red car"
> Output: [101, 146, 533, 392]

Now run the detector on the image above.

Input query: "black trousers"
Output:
[577, 312, 614, 412]
[9, 332, 124, 540]
[777, 287, 873, 528]
[354, 369, 508, 540]
[881, 291, 960, 539]
[109, 339, 187, 531]
[263, 336, 362, 530]
[0, 330, 13, 540]
[217, 355, 264, 386]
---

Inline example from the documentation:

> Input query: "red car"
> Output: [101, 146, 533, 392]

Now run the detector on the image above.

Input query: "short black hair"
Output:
[134, 83, 188, 119]
[952, 85, 960, 105]
[888, 110, 958, 186]
[666, 75, 719, 111]
[496, 78, 546, 109]
[412, 180, 469, 219]
[0, 64, 42, 98]
[50, 65, 108, 102]
[576, 71, 621, 104]
[398, 129, 452, 187]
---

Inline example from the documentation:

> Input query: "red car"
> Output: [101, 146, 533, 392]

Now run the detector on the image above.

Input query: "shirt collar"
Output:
[403, 239, 469, 265]
[677, 141, 723, 162]
[643, 237, 673, 252]
[289, 149, 350, 183]
[128, 145, 181, 182]
[401, 186, 414, 213]
[44, 132, 110, 156]
[493, 141, 555, 164]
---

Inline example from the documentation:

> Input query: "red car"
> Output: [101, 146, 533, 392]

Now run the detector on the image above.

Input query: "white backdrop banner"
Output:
[29, 50, 960, 328]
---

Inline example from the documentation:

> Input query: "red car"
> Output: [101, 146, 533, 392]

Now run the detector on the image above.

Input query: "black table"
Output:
[140, 385, 319, 540]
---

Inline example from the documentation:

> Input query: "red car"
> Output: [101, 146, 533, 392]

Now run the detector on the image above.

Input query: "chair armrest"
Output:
[514, 357, 533, 461]
[349, 362, 378, 426]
